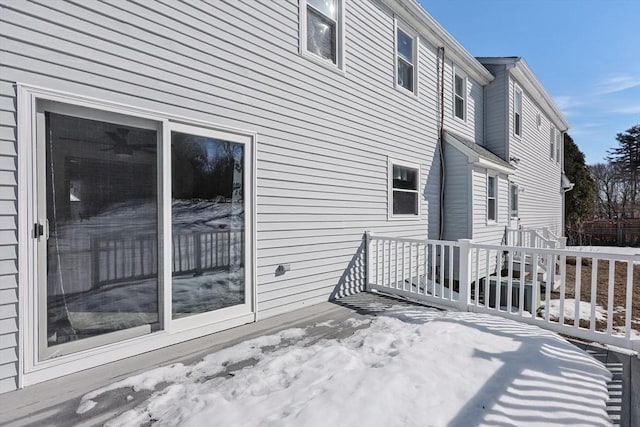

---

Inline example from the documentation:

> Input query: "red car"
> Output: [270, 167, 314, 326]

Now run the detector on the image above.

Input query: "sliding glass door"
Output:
[33, 100, 253, 363]
[170, 126, 247, 320]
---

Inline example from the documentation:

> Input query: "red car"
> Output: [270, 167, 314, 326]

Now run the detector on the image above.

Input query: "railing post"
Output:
[364, 231, 371, 292]
[530, 230, 537, 248]
[458, 239, 472, 311]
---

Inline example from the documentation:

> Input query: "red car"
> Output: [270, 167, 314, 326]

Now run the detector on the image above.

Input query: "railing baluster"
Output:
[395, 241, 399, 291]
[607, 259, 615, 335]
[382, 240, 386, 288]
[485, 249, 490, 308]
[496, 250, 502, 311]
[507, 248, 513, 312]
[474, 247, 480, 306]
[590, 258, 598, 332]
[438, 244, 444, 298]
[448, 245, 454, 301]
[625, 261, 633, 339]
[431, 243, 437, 297]
[559, 255, 566, 326]
[416, 242, 420, 293]
[574, 256, 582, 330]
[408, 243, 413, 291]
[401, 242, 405, 290]
[545, 254, 552, 322]
[532, 252, 539, 318]
[519, 250, 526, 316]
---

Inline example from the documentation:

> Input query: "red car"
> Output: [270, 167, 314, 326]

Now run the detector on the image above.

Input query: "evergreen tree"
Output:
[607, 125, 640, 217]
[564, 133, 596, 224]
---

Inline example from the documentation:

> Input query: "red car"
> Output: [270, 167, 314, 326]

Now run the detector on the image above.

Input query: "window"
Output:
[454, 69, 466, 120]
[389, 159, 420, 217]
[19, 85, 254, 377]
[487, 175, 497, 222]
[301, 0, 344, 68]
[556, 129, 561, 164]
[514, 86, 523, 137]
[536, 113, 542, 130]
[550, 126, 556, 160]
[510, 183, 519, 219]
[395, 21, 417, 94]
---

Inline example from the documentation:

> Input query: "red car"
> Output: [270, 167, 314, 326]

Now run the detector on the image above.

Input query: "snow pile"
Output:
[541, 299, 607, 322]
[79, 307, 612, 427]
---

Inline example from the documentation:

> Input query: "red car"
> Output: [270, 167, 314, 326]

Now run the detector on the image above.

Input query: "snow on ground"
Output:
[540, 299, 607, 322]
[569, 246, 640, 263]
[78, 305, 612, 427]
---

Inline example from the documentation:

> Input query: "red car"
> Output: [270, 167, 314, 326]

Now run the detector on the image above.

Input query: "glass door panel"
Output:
[41, 110, 160, 359]
[171, 131, 245, 319]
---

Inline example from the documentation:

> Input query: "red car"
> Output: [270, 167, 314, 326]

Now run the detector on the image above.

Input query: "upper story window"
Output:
[454, 69, 466, 120]
[487, 175, 497, 222]
[556, 129, 561, 164]
[301, 0, 344, 69]
[394, 20, 418, 95]
[514, 86, 523, 137]
[549, 126, 556, 160]
[389, 159, 420, 218]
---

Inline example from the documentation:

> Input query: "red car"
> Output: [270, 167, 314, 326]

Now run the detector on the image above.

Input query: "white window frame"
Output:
[453, 66, 467, 121]
[509, 182, 519, 219]
[550, 126, 556, 161]
[513, 85, 523, 138]
[487, 173, 498, 224]
[299, 0, 346, 72]
[393, 18, 419, 97]
[556, 129, 562, 164]
[17, 84, 256, 386]
[388, 157, 421, 220]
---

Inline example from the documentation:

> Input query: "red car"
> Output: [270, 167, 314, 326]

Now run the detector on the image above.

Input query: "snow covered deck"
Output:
[1, 293, 637, 426]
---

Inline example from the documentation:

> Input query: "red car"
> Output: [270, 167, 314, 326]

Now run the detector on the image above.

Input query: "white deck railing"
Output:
[366, 233, 640, 352]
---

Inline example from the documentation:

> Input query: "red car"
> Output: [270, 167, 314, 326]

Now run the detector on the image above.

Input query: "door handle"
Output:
[34, 222, 44, 239]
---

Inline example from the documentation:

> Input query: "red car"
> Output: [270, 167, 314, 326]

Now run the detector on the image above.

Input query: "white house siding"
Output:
[471, 166, 509, 281]
[481, 64, 508, 159]
[442, 145, 470, 241]
[442, 61, 484, 144]
[0, 77, 17, 394]
[0, 0, 483, 390]
[507, 75, 563, 235]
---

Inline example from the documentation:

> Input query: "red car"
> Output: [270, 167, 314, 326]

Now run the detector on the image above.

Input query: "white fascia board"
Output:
[384, 0, 494, 85]
[474, 157, 515, 175]
[510, 60, 569, 131]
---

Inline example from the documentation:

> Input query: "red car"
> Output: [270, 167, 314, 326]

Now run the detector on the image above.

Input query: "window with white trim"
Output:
[487, 175, 497, 222]
[556, 129, 561, 164]
[454, 68, 466, 120]
[395, 21, 418, 94]
[389, 159, 420, 217]
[510, 182, 519, 219]
[550, 126, 556, 160]
[301, 0, 343, 68]
[514, 86, 523, 137]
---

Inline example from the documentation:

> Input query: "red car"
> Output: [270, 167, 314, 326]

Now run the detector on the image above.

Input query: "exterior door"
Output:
[35, 101, 163, 361]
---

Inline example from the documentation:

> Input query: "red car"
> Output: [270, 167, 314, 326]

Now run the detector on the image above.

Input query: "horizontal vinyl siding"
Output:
[0, 46, 17, 393]
[482, 64, 507, 159]
[0, 0, 449, 386]
[443, 62, 484, 143]
[507, 76, 563, 235]
[442, 144, 470, 241]
[471, 166, 509, 280]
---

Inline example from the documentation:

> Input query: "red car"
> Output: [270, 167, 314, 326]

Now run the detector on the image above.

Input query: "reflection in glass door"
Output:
[171, 131, 245, 319]
[39, 109, 160, 359]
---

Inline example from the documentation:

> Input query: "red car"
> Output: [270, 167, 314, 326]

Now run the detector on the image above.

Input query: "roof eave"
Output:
[384, 0, 494, 85]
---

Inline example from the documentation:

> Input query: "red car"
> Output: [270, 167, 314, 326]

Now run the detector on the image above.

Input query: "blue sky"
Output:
[420, 0, 640, 165]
